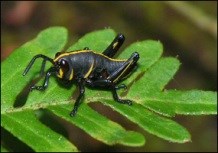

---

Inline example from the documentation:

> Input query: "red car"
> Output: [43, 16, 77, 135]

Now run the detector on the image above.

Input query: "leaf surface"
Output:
[1, 27, 217, 151]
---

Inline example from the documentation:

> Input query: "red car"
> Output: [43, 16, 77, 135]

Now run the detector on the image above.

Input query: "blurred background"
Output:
[1, 1, 217, 152]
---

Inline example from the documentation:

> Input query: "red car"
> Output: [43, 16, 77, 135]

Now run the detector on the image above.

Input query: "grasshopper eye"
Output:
[59, 59, 69, 74]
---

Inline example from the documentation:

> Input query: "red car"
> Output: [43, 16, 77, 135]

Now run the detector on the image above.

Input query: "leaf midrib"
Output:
[2, 92, 215, 114]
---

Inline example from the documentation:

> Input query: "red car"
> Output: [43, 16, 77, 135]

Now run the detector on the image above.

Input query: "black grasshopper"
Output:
[23, 34, 139, 116]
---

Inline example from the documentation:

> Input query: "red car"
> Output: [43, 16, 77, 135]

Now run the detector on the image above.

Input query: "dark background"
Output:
[1, 1, 217, 152]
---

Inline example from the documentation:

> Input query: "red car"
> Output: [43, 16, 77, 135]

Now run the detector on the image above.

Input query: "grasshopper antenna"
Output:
[23, 54, 54, 76]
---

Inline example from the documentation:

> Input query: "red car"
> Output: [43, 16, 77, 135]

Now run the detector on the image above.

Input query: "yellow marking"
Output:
[54, 50, 89, 62]
[57, 68, 64, 78]
[97, 52, 126, 62]
[53, 50, 127, 62]
[84, 62, 94, 78]
[113, 42, 119, 49]
[113, 60, 133, 83]
[69, 69, 74, 80]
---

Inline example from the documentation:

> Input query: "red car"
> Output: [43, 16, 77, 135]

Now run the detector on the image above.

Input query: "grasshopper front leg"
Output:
[70, 77, 85, 117]
[30, 67, 57, 91]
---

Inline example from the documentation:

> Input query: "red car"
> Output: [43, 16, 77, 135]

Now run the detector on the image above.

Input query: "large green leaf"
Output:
[1, 27, 217, 151]
[2, 110, 76, 152]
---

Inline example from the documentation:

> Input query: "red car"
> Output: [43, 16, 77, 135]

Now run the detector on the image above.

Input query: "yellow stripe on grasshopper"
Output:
[57, 68, 64, 78]
[84, 63, 94, 78]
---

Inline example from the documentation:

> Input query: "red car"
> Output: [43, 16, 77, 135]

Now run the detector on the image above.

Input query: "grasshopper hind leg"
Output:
[112, 87, 132, 106]
[102, 34, 125, 58]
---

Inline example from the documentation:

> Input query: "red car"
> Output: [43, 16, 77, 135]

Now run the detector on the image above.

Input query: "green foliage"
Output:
[1, 27, 217, 151]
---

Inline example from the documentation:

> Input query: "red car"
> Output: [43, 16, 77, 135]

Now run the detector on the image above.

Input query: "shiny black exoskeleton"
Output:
[23, 34, 139, 116]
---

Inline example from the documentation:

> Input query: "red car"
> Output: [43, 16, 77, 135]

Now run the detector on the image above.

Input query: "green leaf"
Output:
[150, 90, 217, 115]
[1, 111, 77, 152]
[119, 40, 163, 85]
[1, 27, 217, 151]
[1, 26, 68, 112]
[101, 100, 191, 143]
[1, 27, 77, 152]
[48, 104, 145, 146]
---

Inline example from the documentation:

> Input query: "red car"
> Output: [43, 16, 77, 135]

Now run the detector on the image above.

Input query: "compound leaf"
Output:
[1, 27, 217, 151]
